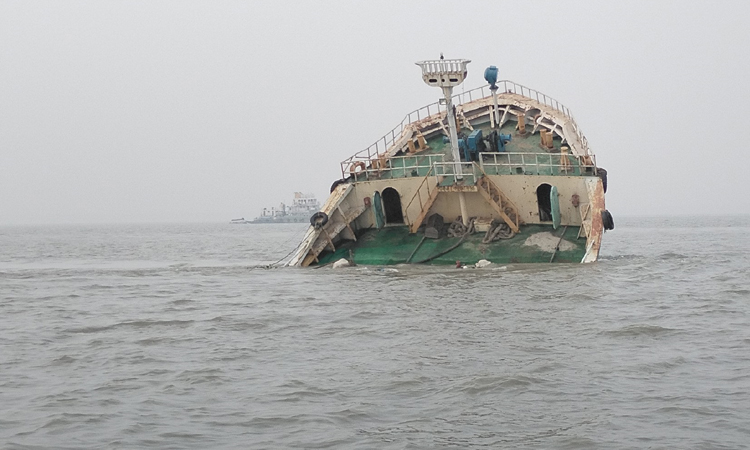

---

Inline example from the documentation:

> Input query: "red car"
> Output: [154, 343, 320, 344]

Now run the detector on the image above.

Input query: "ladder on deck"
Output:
[408, 185, 440, 233]
[476, 175, 520, 233]
[405, 167, 442, 233]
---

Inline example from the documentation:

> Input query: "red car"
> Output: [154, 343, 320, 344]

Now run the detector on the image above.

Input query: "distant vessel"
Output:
[247, 192, 321, 224]
[289, 57, 613, 266]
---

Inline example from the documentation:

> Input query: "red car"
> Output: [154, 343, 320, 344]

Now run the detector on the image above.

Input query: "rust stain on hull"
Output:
[583, 178, 606, 263]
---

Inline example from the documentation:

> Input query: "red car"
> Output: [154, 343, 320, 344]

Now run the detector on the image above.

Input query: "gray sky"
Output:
[1, 0, 748, 225]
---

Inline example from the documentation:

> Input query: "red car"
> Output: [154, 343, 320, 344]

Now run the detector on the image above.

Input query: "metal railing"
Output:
[479, 152, 597, 177]
[432, 161, 482, 186]
[340, 80, 591, 179]
[402, 161, 481, 231]
[452, 80, 590, 156]
[404, 165, 439, 231]
[347, 154, 445, 182]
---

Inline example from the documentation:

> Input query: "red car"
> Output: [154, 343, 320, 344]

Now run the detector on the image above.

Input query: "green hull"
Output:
[314, 224, 585, 266]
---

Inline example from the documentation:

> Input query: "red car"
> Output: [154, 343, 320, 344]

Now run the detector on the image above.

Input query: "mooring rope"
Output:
[413, 218, 475, 264]
[249, 225, 311, 270]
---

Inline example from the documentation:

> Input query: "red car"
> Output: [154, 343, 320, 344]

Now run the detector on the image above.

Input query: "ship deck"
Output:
[314, 224, 586, 266]
[352, 121, 595, 182]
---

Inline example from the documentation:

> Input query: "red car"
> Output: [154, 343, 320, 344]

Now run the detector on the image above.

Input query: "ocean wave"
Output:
[602, 324, 680, 337]
[67, 319, 196, 334]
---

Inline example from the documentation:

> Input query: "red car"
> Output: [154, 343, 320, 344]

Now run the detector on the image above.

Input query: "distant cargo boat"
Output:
[289, 57, 613, 267]
[246, 192, 321, 224]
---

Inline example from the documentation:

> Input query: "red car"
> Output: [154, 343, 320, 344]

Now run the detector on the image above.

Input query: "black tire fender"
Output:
[330, 179, 348, 193]
[310, 212, 329, 229]
[596, 168, 608, 193]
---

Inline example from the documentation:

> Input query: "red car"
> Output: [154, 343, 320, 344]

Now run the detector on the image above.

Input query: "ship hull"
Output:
[289, 170, 605, 267]
[288, 77, 609, 267]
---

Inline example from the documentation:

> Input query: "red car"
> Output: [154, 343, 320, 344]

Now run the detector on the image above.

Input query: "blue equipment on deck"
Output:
[497, 133, 512, 152]
[465, 129, 485, 161]
[444, 129, 507, 159]
[467, 129, 483, 151]
[444, 135, 470, 161]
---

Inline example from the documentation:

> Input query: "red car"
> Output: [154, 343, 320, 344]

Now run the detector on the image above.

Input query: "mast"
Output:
[484, 65, 500, 128]
[416, 56, 471, 225]
[415, 56, 471, 171]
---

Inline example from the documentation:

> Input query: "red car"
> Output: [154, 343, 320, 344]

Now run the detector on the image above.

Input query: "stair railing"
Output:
[474, 162, 521, 230]
[403, 165, 439, 230]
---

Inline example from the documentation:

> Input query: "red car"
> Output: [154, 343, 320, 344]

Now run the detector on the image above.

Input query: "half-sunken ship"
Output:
[289, 58, 612, 267]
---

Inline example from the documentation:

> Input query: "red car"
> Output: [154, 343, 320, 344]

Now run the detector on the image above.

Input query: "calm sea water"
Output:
[1, 217, 749, 449]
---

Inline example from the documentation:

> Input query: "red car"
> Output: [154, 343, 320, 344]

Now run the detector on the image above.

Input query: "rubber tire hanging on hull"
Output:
[310, 212, 328, 229]
[602, 210, 615, 231]
[330, 179, 348, 193]
[596, 168, 608, 193]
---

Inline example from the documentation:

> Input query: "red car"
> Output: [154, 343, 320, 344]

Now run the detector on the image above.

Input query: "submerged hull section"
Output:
[289, 74, 610, 267]
[289, 171, 606, 267]
[316, 224, 587, 266]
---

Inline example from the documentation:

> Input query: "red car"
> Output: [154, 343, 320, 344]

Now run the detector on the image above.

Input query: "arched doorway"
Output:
[381, 187, 404, 224]
[536, 183, 552, 222]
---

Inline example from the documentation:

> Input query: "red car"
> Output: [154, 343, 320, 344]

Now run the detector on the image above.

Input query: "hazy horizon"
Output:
[1, 213, 748, 228]
[2, 1, 749, 225]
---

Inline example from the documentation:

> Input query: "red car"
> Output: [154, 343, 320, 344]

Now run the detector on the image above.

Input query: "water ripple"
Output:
[1, 220, 750, 448]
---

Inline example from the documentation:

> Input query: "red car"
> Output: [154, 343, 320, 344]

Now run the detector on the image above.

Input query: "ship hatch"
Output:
[382, 187, 404, 224]
[536, 184, 552, 222]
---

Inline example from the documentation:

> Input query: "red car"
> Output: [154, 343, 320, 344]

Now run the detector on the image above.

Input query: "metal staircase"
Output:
[404, 167, 442, 233]
[407, 185, 440, 233]
[405, 163, 521, 234]
[476, 175, 520, 233]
